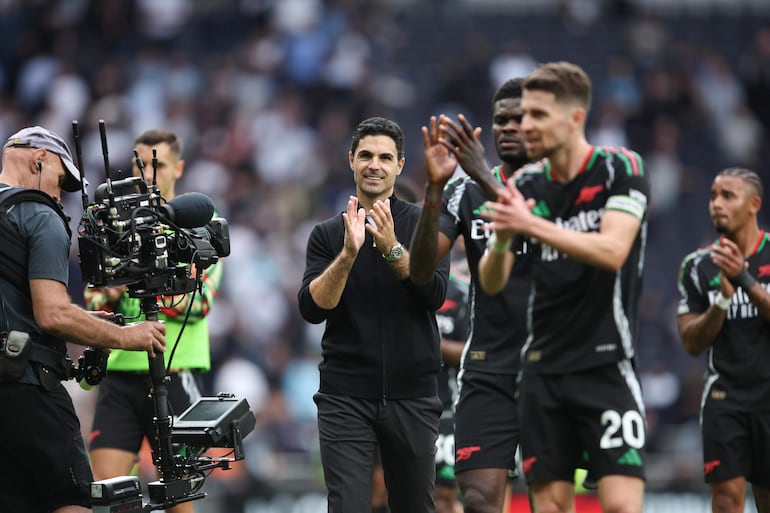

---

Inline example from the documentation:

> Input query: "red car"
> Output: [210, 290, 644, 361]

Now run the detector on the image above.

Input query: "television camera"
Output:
[72, 120, 255, 512]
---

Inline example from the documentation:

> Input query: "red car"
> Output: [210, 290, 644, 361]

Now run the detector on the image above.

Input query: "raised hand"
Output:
[438, 114, 489, 181]
[422, 116, 459, 187]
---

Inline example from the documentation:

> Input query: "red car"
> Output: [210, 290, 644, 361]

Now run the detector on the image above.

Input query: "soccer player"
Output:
[435, 243, 472, 513]
[478, 61, 649, 513]
[677, 167, 770, 513]
[410, 78, 530, 513]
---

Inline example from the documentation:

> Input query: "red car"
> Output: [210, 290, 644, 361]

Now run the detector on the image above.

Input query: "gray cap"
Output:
[4, 125, 86, 192]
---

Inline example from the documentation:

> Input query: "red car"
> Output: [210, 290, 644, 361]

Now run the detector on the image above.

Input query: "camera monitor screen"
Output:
[175, 397, 242, 428]
[172, 396, 255, 447]
[177, 400, 235, 424]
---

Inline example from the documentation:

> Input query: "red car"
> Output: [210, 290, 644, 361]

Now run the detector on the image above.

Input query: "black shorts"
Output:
[453, 370, 519, 474]
[90, 370, 202, 453]
[519, 361, 646, 483]
[0, 382, 93, 511]
[701, 400, 770, 488]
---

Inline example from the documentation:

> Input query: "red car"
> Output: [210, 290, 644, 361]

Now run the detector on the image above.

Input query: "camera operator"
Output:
[84, 129, 222, 513]
[0, 126, 167, 513]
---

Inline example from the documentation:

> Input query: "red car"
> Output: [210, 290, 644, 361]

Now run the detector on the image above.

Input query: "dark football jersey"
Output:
[513, 146, 649, 374]
[439, 166, 531, 375]
[677, 231, 770, 410]
[436, 267, 471, 410]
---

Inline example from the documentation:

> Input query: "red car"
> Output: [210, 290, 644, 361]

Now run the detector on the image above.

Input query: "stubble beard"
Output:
[713, 222, 730, 236]
[502, 151, 529, 171]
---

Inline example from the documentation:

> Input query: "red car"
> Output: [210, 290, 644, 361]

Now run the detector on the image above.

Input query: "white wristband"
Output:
[714, 293, 731, 311]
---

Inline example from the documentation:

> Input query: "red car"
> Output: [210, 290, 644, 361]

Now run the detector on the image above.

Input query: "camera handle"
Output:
[141, 297, 178, 482]
[90, 297, 207, 512]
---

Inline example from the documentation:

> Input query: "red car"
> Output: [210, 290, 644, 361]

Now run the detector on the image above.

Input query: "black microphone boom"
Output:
[159, 192, 215, 229]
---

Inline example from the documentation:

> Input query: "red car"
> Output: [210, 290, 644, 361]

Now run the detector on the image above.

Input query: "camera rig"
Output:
[72, 120, 255, 512]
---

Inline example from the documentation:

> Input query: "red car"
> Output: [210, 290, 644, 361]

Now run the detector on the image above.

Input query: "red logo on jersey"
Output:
[758, 265, 770, 278]
[438, 299, 458, 313]
[574, 185, 604, 206]
[522, 456, 537, 474]
[704, 460, 721, 475]
[455, 446, 481, 462]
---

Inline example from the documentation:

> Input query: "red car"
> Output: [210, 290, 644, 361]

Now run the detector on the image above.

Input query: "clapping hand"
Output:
[422, 116, 459, 187]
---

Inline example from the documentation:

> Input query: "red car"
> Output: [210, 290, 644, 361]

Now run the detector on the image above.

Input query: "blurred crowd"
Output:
[1, 0, 769, 508]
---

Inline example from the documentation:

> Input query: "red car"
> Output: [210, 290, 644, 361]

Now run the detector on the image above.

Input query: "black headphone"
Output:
[36, 161, 42, 173]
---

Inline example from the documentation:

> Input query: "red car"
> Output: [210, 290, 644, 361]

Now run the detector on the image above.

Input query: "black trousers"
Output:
[0, 382, 92, 512]
[314, 392, 442, 513]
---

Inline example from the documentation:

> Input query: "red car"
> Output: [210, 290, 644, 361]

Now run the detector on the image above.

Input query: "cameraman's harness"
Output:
[0, 186, 71, 293]
[0, 186, 75, 385]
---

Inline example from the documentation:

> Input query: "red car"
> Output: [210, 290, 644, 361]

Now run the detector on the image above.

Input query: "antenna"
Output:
[98, 120, 110, 183]
[151, 148, 158, 187]
[150, 148, 162, 208]
[71, 120, 88, 209]
[98, 120, 115, 205]
[133, 148, 147, 186]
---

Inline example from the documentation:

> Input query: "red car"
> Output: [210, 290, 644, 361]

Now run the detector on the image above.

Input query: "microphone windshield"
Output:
[160, 192, 215, 229]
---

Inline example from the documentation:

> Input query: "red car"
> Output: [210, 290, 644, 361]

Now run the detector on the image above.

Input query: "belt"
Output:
[27, 342, 70, 380]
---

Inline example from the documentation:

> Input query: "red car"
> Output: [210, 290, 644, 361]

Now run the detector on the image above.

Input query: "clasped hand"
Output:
[479, 181, 536, 240]
[342, 196, 398, 256]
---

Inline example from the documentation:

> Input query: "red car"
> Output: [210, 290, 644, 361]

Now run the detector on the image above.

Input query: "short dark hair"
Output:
[717, 167, 763, 198]
[523, 61, 592, 112]
[350, 117, 404, 161]
[492, 78, 523, 106]
[134, 129, 183, 158]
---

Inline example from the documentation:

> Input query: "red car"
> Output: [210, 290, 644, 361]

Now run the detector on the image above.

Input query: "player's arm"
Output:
[410, 117, 459, 284]
[676, 251, 731, 356]
[409, 195, 454, 285]
[523, 209, 641, 272]
[478, 232, 516, 295]
[677, 309, 726, 356]
[481, 180, 643, 272]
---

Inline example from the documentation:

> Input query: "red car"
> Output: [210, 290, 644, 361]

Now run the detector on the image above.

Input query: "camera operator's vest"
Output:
[0, 186, 71, 298]
[0, 186, 74, 385]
